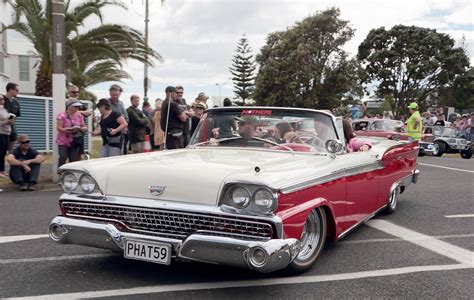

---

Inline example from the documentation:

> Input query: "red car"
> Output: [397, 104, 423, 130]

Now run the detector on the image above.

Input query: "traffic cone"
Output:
[143, 135, 152, 152]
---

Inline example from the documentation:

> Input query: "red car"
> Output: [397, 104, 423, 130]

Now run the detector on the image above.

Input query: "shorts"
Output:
[9, 131, 17, 142]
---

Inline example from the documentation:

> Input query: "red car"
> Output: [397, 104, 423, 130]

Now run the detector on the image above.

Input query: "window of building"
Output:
[0, 52, 4, 74]
[19, 55, 30, 81]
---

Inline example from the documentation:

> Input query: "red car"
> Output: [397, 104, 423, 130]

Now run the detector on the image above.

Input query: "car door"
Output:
[340, 151, 381, 229]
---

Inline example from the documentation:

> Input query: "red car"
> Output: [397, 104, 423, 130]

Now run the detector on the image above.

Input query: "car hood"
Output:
[62, 145, 384, 206]
[62, 148, 331, 205]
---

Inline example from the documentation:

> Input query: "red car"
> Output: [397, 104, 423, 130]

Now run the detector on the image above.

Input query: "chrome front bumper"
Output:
[49, 216, 300, 273]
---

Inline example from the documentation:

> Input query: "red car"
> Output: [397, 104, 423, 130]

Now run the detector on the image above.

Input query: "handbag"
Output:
[106, 135, 121, 146]
[67, 113, 85, 147]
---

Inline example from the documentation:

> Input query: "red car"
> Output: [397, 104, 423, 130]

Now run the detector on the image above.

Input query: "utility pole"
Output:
[52, 0, 65, 181]
[143, 0, 149, 101]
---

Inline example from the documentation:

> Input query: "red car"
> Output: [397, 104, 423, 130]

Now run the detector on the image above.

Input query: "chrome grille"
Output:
[61, 201, 273, 240]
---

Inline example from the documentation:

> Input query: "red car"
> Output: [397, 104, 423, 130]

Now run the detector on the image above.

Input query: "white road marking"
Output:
[367, 220, 473, 265]
[0, 254, 115, 264]
[341, 233, 474, 245]
[0, 234, 48, 244]
[445, 214, 474, 218]
[7, 264, 472, 300]
[418, 163, 474, 173]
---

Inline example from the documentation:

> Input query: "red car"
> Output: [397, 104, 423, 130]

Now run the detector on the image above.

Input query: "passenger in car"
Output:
[343, 120, 372, 152]
[275, 122, 302, 143]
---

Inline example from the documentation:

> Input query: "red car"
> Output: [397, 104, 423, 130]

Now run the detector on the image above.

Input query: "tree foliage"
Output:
[358, 25, 470, 118]
[437, 67, 474, 109]
[229, 35, 256, 104]
[3, 0, 162, 98]
[254, 8, 361, 109]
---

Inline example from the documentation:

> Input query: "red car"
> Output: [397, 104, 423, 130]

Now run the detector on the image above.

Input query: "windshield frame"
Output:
[188, 107, 340, 154]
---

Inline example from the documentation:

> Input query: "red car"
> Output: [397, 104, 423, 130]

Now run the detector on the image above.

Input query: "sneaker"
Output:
[19, 185, 28, 191]
[27, 184, 36, 191]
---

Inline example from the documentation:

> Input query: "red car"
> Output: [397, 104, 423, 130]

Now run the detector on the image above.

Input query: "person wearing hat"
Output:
[160, 86, 188, 149]
[6, 134, 44, 191]
[190, 101, 206, 137]
[195, 92, 210, 109]
[406, 102, 422, 141]
[56, 98, 88, 166]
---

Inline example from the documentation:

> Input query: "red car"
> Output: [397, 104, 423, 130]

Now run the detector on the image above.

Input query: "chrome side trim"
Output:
[280, 161, 383, 194]
[337, 204, 387, 240]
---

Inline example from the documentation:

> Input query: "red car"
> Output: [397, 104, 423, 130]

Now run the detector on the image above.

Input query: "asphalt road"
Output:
[0, 156, 472, 299]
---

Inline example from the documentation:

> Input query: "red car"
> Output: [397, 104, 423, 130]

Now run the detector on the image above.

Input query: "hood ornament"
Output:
[149, 185, 166, 196]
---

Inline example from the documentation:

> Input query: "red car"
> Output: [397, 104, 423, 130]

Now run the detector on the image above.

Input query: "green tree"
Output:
[437, 67, 474, 109]
[358, 25, 470, 118]
[254, 8, 360, 109]
[229, 35, 256, 104]
[3, 0, 161, 98]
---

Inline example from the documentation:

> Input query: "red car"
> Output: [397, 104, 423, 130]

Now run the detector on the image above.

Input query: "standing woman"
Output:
[0, 95, 13, 177]
[56, 98, 87, 167]
[153, 99, 165, 150]
[93, 99, 128, 157]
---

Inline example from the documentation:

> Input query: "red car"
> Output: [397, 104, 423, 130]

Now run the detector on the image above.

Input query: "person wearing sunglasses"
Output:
[2, 82, 21, 152]
[6, 134, 44, 191]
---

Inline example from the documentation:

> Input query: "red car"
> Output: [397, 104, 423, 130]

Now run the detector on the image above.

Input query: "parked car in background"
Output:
[424, 126, 472, 159]
[352, 119, 407, 140]
[49, 107, 420, 274]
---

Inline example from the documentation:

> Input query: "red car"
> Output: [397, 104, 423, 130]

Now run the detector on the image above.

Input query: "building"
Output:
[0, 0, 40, 95]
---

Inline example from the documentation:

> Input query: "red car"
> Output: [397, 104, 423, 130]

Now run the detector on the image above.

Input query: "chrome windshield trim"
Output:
[280, 161, 383, 194]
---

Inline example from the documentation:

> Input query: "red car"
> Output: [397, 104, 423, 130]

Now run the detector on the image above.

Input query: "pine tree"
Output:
[229, 35, 256, 104]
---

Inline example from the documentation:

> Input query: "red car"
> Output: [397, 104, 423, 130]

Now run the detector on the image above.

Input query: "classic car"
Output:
[49, 107, 420, 274]
[352, 119, 434, 156]
[425, 126, 472, 159]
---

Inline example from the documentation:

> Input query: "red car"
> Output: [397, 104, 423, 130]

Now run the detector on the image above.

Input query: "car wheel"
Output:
[432, 141, 445, 157]
[460, 148, 472, 159]
[286, 207, 327, 274]
[385, 186, 399, 214]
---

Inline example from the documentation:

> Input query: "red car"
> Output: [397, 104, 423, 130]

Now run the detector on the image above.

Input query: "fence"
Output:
[14, 95, 92, 153]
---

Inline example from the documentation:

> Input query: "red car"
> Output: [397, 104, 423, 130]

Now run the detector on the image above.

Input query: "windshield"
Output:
[189, 108, 338, 153]
[432, 126, 456, 137]
[372, 120, 404, 131]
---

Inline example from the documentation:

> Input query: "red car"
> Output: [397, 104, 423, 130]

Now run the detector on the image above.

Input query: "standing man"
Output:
[108, 84, 129, 154]
[160, 86, 188, 150]
[127, 95, 149, 153]
[2, 83, 21, 152]
[175, 85, 194, 147]
[406, 102, 422, 142]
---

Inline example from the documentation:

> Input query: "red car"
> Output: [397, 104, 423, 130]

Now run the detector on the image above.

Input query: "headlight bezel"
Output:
[220, 183, 278, 215]
[59, 169, 101, 195]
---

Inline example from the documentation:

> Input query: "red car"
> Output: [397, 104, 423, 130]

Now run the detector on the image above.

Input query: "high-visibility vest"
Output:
[407, 111, 422, 140]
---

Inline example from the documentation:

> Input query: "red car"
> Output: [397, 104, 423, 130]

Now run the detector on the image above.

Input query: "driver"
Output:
[217, 115, 266, 147]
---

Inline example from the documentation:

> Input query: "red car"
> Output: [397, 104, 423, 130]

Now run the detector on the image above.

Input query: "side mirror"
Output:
[326, 139, 343, 158]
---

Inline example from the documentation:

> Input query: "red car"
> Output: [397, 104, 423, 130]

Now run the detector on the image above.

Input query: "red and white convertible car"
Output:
[49, 107, 419, 273]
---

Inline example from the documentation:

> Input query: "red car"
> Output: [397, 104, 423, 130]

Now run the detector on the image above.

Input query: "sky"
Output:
[6, 0, 474, 107]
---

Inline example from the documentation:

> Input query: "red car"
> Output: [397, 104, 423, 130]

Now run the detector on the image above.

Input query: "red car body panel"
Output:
[277, 141, 418, 242]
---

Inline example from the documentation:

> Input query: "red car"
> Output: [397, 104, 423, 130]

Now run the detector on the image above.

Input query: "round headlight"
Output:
[62, 172, 78, 192]
[79, 174, 96, 194]
[252, 189, 275, 212]
[230, 187, 251, 208]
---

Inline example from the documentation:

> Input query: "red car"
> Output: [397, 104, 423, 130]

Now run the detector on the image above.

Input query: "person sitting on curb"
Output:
[6, 134, 45, 191]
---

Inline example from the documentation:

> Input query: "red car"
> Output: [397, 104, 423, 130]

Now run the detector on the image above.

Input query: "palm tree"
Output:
[3, 0, 161, 98]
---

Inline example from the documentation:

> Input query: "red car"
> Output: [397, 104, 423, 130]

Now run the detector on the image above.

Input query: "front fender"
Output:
[276, 198, 337, 241]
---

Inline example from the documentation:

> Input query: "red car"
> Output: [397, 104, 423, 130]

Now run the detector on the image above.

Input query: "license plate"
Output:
[124, 239, 171, 265]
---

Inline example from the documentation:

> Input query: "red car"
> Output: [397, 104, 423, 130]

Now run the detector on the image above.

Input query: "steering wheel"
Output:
[297, 133, 325, 149]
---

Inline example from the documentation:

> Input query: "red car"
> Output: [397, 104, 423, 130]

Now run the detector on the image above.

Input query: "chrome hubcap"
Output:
[297, 210, 321, 261]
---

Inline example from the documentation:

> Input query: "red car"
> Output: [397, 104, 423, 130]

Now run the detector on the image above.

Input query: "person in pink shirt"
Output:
[56, 98, 87, 166]
[343, 120, 372, 152]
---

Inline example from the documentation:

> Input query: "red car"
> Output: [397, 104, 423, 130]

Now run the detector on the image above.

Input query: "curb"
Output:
[0, 182, 60, 193]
